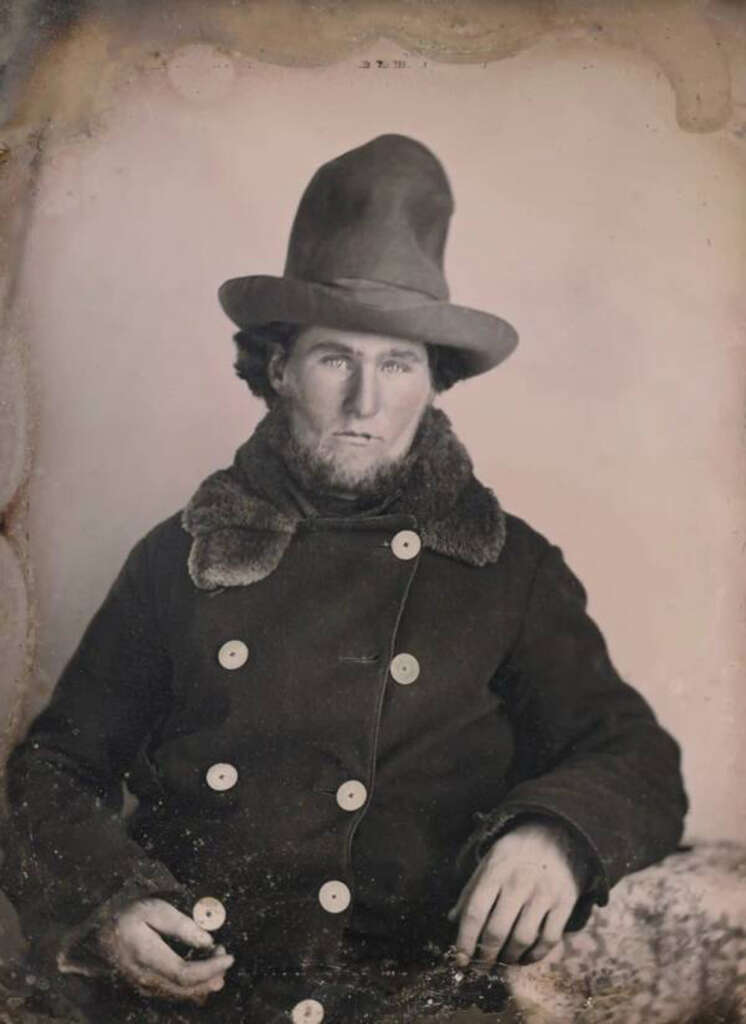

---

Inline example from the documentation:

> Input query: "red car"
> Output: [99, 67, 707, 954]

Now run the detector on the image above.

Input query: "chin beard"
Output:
[262, 403, 421, 501]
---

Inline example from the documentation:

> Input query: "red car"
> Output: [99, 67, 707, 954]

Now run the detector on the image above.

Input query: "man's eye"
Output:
[321, 356, 351, 370]
[381, 360, 410, 374]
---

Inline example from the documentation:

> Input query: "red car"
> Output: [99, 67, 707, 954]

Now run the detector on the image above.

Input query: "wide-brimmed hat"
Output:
[218, 134, 518, 378]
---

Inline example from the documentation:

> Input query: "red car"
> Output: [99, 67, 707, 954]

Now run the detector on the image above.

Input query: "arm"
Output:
[453, 540, 688, 964]
[5, 534, 234, 1000]
[6, 536, 181, 930]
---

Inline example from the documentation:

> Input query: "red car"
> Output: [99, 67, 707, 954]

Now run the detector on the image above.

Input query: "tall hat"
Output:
[218, 134, 518, 378]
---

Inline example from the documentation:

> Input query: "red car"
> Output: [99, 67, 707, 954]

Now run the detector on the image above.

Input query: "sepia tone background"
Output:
[1, 1, 745, 863]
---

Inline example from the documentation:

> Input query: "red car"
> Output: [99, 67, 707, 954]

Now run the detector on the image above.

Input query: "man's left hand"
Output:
[448, 819, 587, 968]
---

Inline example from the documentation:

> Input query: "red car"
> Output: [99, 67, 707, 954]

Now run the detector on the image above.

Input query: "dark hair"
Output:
[233, 322, 467, 404]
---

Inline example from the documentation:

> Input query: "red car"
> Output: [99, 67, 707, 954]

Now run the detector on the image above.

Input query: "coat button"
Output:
[192, 897, 226, 931]
[217, 639, 249, 670]
[318, 880, 351, 914]
[390, 652, 420, 685]
[291, 999, 324, 1023]
[335, 779, 367, 812]
[390, 529, 421, 560]
[206, 763, 238, 791]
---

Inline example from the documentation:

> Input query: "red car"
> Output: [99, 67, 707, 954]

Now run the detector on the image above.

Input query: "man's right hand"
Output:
[97, 897, 235, 1004]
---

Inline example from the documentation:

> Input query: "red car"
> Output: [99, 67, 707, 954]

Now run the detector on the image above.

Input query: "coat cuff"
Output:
[56, 862, 186, 978]
[457, 803, 610, 932]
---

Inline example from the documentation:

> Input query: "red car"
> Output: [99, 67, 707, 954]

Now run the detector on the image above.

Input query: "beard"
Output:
[261, 401, 423, 502]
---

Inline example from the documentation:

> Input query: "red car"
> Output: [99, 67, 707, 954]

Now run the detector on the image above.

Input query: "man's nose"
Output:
[346, 364, 380, 419]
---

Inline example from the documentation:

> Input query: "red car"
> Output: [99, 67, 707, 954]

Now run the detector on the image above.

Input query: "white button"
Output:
[206, 763, 238, 791]
[217, 639, 249, 670]
[391, 530, 421, 560]
[318, 880, 351, 914]
[335, 780, 367, 812]
[291, 999, 324, 1024]
[192, 897, 226, 931]
[390, 652, 420, 685]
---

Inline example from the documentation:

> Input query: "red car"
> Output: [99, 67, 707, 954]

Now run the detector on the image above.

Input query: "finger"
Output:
[171, 952, 234, 988]
[447, 861, 486, 922]
[142, 901, 214, 949]
[474, 888, 530, 969]
[454, 880, 501, 965]
[129, 969, 227, 1005]
[522, 902, 571, 964]
[132, 928, 234, 987]
[500, 894, 550, 964]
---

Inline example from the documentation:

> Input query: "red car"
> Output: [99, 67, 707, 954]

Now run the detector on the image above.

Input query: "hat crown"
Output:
[284, 134, 454, 300]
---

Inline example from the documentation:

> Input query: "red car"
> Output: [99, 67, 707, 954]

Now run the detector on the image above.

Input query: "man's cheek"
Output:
[290, 405, 331, 449]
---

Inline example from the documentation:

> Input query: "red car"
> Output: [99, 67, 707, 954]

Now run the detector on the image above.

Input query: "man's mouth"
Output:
[333, 431, 382, 444]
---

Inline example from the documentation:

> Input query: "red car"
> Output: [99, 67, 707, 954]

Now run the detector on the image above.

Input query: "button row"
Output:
[205, 767, 371, 808]
[191, 902, 331, 1023]
[191, 877, 352, 931]
[205, 526, 420, 1023]
[205, 649, 422, 793]
[214, 531, 420, 669]
[216, 644, 421, 686]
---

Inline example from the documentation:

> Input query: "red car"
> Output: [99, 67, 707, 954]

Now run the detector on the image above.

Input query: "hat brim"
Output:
[218, 276, 518, 378]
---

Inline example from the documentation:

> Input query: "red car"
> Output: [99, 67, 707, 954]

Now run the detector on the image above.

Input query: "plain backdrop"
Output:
[17, 38, 746, 843]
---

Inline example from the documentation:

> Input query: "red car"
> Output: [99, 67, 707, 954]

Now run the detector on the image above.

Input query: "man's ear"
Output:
[267, 344, 290, 395]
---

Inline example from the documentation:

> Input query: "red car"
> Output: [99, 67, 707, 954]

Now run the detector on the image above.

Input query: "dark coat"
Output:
[5, 410, 687, 1022]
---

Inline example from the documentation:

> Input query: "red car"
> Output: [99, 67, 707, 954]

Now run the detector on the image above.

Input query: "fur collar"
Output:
[182, 407, 506, 590]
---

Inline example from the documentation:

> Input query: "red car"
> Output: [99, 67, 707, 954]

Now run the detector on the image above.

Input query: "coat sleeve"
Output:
[461, 540, 688, 925]
[5, 534, 184, 953]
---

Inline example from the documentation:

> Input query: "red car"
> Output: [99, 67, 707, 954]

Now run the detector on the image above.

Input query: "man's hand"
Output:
[448, 819, 588, 969]
[97, 897, 235, 1003]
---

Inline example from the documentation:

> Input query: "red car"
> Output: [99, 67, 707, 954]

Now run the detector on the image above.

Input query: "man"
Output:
[6, 134, 687, 1023]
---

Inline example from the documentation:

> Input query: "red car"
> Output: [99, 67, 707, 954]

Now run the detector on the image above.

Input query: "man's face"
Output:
[269, 326, 434, 492]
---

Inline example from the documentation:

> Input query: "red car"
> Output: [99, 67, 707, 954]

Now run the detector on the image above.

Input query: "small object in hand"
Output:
[168, 938, 221, 961]
[184, 944, 221, 962]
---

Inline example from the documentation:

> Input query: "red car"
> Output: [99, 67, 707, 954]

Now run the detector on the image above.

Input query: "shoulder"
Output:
[501, 511, 590, 608]
[501, 511, 553, 567]
[494, 510, 586, 597]
[120, 510, 192, 583]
